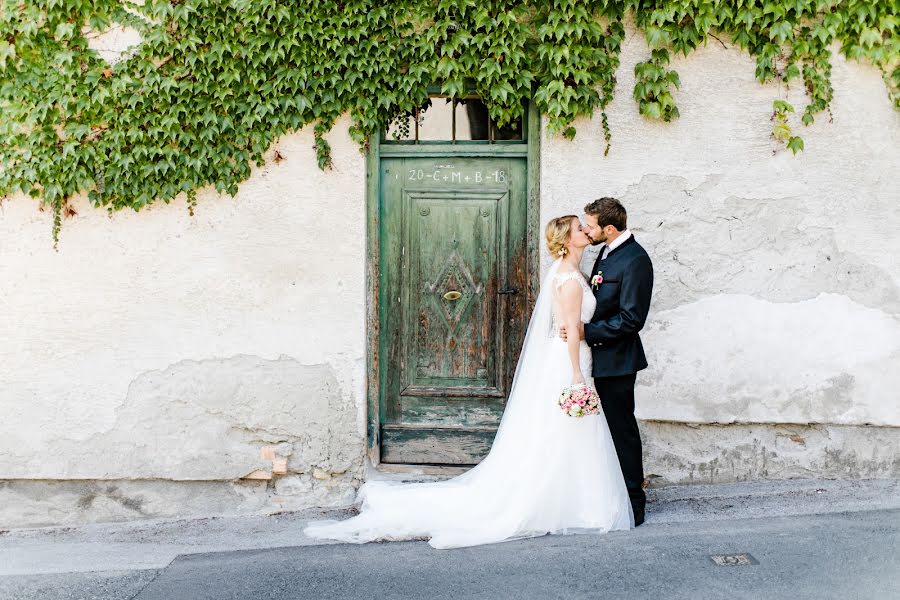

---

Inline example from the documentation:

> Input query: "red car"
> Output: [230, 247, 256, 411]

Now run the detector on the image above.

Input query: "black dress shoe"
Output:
[633, 507, 645, 527]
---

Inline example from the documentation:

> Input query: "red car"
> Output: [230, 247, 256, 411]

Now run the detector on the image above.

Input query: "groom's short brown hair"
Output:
[584, 197, 627, 231]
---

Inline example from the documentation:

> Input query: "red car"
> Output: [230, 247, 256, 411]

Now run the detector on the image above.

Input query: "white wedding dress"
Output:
[304, 259, 633, 549]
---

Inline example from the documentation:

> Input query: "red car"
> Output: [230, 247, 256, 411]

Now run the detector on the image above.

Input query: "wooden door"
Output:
[379, 157, 528, 464]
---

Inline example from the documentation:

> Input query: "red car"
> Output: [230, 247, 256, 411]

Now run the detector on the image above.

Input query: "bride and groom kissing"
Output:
[306, 197, 654, 549]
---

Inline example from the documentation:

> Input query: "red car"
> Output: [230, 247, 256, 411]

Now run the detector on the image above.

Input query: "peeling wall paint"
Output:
[640, 294, 900, 426]
[554, 35, 900, 428]
[0, 118, 369, 514]
[2, 356, 361, 480]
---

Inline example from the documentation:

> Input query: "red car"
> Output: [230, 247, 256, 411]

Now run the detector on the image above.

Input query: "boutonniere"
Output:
[591, 272, 603, 289]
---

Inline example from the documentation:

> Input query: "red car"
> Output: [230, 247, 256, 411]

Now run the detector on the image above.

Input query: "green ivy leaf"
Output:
[784, 63, 801, 80]
[641, 101, 662, 119]
[773, 122, 792, 141]
[769, 21, 793, 43]
[666, 70, 681, 89]
[773, 99, 795, 113]
[54, 23, 75, 41]
[0, 41, 14, 69]
[645, 26, 670, 48]
[787, 135, 804, 154]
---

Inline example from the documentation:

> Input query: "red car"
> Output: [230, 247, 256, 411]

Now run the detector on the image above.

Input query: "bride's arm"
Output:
[559, 280, 586, 385]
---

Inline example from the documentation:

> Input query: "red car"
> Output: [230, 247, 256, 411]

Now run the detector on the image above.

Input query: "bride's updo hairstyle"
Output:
[545, 215, 579, 258]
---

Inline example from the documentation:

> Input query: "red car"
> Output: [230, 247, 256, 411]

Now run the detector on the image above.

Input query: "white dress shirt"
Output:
[601, 229, 632, 260]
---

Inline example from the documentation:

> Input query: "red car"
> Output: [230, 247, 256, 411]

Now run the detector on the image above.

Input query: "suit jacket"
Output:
[585, 235, 654, 378]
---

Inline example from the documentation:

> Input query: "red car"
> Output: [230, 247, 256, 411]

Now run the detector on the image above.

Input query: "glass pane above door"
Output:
[418, 98, 456, 141]
[384, 95, 524, 143]
[454, 98, 490, 141]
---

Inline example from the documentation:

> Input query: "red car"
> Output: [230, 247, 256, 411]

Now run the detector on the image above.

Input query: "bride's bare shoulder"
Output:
[554, 265, 585, 278]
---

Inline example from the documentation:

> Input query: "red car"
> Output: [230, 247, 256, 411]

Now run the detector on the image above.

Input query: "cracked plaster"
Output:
[553, 30, 900, 428]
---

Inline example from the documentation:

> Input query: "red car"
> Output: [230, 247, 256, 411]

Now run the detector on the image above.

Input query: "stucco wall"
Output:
[1, 30, 898, 527]
[546, 35, 900, 428]
[0, 119, 369, 513]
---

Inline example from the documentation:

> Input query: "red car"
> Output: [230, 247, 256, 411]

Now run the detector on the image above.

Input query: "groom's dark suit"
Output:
[584, 235, 653, 524]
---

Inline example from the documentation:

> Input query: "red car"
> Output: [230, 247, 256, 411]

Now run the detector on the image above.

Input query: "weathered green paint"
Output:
[365, 133, 382, 462]
[379, 156, 528, 464]
[380, 425, 498, 465]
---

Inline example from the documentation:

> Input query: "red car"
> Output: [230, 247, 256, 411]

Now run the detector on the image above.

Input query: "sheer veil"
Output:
[481, 258, 561, 451]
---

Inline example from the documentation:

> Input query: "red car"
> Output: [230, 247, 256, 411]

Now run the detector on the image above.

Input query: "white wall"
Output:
[0, 119, 368, 503]
[543, 34, 900, 428]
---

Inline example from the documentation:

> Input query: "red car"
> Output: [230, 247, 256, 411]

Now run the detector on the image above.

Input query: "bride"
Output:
[304, 215, 634, 549]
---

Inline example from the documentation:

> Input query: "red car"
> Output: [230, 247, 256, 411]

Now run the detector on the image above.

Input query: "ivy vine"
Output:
[1, 0, 897, 244]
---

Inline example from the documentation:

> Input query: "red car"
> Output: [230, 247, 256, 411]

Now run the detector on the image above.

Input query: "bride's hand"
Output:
[572, 374, 585, 386]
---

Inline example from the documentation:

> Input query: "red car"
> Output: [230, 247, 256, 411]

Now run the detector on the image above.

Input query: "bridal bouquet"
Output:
[558, 384, 601, 417]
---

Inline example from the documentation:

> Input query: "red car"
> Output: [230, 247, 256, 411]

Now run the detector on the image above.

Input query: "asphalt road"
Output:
[5, 508, 897, 600]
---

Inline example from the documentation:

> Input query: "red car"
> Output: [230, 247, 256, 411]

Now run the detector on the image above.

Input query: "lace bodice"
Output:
[550, 270, 596, 335]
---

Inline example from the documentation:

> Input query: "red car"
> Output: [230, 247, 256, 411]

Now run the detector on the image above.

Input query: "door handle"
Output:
[443, 291, 462, 301]
[498, 289, 518, 295]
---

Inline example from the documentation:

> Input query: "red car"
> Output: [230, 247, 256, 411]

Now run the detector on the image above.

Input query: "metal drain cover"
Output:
[710, 553, 758, 566]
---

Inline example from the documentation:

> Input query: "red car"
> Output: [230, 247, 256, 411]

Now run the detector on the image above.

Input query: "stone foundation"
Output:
[641, 421, 900, 486]
[3, 421, 896, 529]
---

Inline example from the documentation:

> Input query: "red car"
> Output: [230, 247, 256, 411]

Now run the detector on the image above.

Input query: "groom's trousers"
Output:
[594, 373, 646, 512]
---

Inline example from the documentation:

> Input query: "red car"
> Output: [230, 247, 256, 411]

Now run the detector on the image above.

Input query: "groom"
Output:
[560, 197, 654, 526]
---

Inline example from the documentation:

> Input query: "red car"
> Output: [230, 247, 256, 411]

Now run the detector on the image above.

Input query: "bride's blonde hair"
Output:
[545, 215, 578, 258]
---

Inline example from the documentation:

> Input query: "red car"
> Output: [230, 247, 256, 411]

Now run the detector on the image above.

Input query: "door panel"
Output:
[380, 426, 497, 464]
[379, 157, 528, 464]
[403, 191, 501, 393]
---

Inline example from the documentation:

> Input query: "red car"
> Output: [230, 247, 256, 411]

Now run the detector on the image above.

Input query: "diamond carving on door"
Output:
[426, 250, 482, 335]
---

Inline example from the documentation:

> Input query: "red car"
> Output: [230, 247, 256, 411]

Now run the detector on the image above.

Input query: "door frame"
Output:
[364, 100, 542, 468]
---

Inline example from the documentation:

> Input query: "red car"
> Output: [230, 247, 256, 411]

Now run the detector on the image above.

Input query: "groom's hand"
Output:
[558, 323, 585, 342]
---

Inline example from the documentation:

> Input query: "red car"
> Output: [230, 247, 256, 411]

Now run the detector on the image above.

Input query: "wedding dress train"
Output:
[304, 259, 633, 549]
